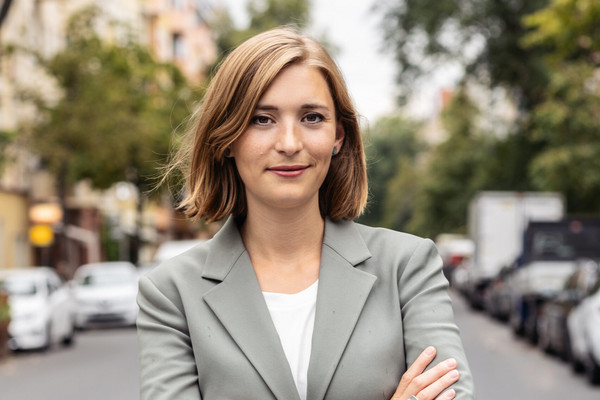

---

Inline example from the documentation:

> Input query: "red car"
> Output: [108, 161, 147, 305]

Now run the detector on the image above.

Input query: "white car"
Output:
[137, 239, 204, 278]
[153, 239, 204, 264]
[567, 260, 600, 384]
[0, 267, 76, 351]
[72, 262, 139, 328]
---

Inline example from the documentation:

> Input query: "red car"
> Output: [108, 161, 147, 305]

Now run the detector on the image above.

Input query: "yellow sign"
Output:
[29, 225, 54, 247]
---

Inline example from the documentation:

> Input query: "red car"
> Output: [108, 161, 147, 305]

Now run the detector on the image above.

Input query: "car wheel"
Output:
[61, 319, 76, 347]
[587, 356, 600, 385]
[572, 353, 586, 373]
[537, 319, 552, 354]
[510, 309, 524, 336]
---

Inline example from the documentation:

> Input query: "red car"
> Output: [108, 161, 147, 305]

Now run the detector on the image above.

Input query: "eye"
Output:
[302, 113, 324, 124]
[251, 115, 273, 126]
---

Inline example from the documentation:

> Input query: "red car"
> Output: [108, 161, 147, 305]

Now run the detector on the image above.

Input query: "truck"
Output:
[465, 191, 565, 309]
[507, 218, 600, 340]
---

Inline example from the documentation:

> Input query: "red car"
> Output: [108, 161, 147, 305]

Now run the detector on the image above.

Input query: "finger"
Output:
[416, 369, 460, 400]
[413, 357, 457, 389]
[393, 346, 436, 395]
[394, 357, 458, 400]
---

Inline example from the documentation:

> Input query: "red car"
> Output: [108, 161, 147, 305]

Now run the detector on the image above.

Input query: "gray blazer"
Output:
[137, 218, 475, 399]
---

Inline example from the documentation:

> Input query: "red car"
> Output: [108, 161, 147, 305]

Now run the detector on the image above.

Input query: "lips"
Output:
[267, 164, 309, 177]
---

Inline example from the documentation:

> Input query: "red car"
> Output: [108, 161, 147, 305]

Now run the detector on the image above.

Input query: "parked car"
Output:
[0, 267, 75, 351]
[567, 260, 600, 384]
[153, 239, 204, 264]
[483, 266, 514, 321]
[508, 219, 600, 342]
[536, 260, 599, 361]
[71, 262, 139, 328]
[137, 239, 205, 278]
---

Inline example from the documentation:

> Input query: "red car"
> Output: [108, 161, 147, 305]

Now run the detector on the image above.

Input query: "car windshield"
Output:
[0, 278, 37, 296]
[79, 271, 134, 287]
[530, 226, 600, 261]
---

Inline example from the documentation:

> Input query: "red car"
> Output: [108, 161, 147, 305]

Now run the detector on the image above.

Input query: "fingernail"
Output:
[425, 346, 436, 356]
[445, 389, 456, 398]
[445, 358, 457, 368]
[449, 369, 459, 379]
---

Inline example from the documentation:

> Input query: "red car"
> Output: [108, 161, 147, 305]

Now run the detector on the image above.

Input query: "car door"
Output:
[46, 271, 71, 341]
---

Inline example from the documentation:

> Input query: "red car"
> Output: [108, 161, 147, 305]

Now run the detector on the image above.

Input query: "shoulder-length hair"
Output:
[171, 27, 368, 222]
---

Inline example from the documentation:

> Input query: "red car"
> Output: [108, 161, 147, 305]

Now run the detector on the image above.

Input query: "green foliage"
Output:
[247, 0, 310, 32]
[408, 89, 490, 237]
[377, 0, 550, 108]
[209, 0, 311, 69]
[527, 62, 600, 213]
[0, 289, 9, 322]
[29, 6, 193, 191]
[359, 115, 424, 230]
[530, 144, 600, 213]
[521, 0, 600, 214]
[522, 0, 600, 63]
[376, 0, 600, 231]
[380, 158, 420, 231]
[0, 130, 16, 174]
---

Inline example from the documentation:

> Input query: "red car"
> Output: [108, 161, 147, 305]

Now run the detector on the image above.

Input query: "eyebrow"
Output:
[254, 103, 331, 112]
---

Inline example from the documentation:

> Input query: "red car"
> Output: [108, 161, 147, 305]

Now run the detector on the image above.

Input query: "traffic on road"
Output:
[447, 191, 600, 387]
[1, 224, 599, 398]
[1, 288, 599, 399]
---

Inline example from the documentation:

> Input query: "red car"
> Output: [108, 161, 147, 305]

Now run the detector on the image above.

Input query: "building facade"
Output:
[0, 0, 216, 271]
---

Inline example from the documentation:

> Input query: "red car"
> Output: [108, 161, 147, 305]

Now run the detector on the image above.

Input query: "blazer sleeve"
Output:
[398, 239, 475, 399]
[137, 274, 202, 400]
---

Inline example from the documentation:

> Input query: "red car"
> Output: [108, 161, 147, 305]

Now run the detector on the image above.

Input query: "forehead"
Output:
[257, 64, 334, 107]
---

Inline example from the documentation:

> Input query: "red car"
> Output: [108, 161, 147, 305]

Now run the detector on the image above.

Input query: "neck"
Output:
[240, 204, 324, 293]
[240, 203, 325, 262]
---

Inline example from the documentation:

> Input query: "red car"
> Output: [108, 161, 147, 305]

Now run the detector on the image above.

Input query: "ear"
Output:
[334, 121, 345, 151]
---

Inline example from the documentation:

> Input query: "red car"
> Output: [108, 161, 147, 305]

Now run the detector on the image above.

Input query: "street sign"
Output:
[29, 225, 54, 247]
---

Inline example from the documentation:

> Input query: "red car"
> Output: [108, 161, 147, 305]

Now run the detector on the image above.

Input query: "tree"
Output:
[521, 0, 600, 214]
[377, 0, 551, 109]
[0, 130, 15, 174]
[378, 0, 600, 224]
[29, 8, 191, 191]
[25, 7, 193, 263]
[408, 88, 490, 238]
[209, 0, 312, 69]
[358, 115, 424, 230]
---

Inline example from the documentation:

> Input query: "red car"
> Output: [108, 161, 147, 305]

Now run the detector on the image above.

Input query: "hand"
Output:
[391, 346, 459, 400]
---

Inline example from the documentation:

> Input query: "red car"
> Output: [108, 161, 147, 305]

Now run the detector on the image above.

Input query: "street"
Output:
[452, 291, 600, 400]
[0, 293, 599, 399]
[0, 327, 138, 400]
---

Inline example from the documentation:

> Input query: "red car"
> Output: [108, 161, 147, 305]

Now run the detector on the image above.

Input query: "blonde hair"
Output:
[171, 27, 367, 222]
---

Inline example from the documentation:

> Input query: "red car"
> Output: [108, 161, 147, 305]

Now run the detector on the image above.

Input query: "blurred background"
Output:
[0, 0, 599, 399]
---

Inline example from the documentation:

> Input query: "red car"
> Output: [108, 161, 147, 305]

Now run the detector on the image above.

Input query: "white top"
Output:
[263, 280, 318, 400]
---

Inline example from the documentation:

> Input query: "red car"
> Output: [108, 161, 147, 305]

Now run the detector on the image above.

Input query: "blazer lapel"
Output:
[307, 219, 376, 400]
[202, 218, 301, 400]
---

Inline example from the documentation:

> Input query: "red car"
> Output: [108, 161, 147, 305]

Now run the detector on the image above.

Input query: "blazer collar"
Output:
[201, 217, 375, 400]
[201, 216, 246, 281]
[202, 217, 372, 282]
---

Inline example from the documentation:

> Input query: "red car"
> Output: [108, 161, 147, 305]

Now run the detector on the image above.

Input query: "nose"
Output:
[274, 120, 303, 155]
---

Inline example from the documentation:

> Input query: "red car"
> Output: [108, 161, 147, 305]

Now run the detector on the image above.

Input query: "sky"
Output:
[219, 0, 399, 123]
[219, 0, 462, 123]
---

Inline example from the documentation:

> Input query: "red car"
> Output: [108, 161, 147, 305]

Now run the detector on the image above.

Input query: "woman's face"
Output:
[230, 63, 344, 214]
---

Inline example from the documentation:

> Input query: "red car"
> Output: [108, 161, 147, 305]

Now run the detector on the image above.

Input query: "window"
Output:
[172, 33, 186, 60]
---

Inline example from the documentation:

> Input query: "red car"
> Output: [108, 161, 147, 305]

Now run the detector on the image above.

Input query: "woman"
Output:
[137, 28, 475, 400]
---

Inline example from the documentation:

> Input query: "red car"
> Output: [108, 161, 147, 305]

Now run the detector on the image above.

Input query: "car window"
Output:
[2, 278, 37, 296]
[80, 271, 135, 286]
